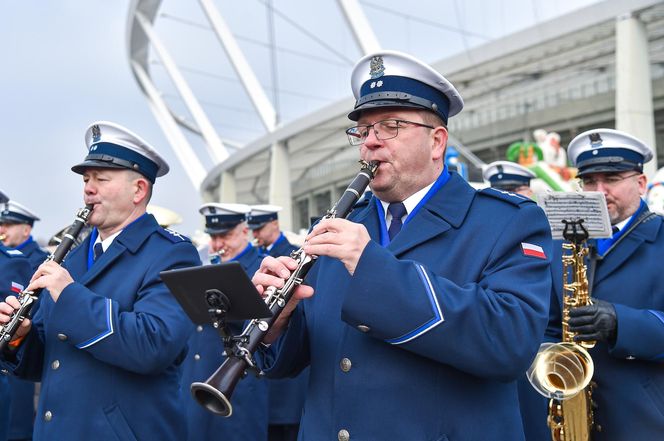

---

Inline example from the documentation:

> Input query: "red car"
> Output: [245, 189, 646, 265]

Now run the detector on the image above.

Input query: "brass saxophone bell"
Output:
[527, 341, 594, 400]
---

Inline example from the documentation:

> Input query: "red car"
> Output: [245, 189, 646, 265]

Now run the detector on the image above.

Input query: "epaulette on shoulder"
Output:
[157, 227, 192, 244]
[0, 246, 27, 258]
[479, 187, 535, 207]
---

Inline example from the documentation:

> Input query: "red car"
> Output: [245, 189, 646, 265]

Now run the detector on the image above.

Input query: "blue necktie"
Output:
[387, 202, 407, 241]
[93, 243, 104, 261]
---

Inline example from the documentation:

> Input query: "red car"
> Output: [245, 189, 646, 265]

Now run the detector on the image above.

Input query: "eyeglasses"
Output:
[579, 172, 641, 189]
[345, 119, 435, 146]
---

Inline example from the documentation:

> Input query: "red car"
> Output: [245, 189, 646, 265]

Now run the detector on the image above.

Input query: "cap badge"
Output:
[91, 124, 101, 143]
[588, 133, 603, 146]
[369, 55, 385, 79]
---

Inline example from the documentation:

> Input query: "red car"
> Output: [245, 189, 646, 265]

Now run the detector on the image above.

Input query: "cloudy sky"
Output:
[1, 0, 601, 244]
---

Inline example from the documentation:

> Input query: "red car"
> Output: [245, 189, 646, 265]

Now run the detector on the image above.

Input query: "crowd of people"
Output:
[0, 49, 662, 441]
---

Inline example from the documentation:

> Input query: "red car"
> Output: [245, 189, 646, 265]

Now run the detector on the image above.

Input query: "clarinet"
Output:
[0, 205, 93, 351]
[191, 160, 378, 417]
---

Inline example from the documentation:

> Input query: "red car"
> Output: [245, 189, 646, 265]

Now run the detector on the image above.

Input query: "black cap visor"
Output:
[577, 161, 642, 177]
[71, 159, 129, 175]
[348, 100, 434, 122]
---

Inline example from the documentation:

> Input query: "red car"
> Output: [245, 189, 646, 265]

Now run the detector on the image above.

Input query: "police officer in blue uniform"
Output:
[0, 191, 33, 441]
[0, 121, 201, 441]
[182, 203, 269, 441]
[0, 245, 31, 441]
[0, 198, 48, 441]
[249, 205, 298, 257]
[533, 129, 664, 440]
[0, 200, 49, 271]
[253, 50, 553, 441]
[483, 160, 536, 199]
[248, 205, 307, 441]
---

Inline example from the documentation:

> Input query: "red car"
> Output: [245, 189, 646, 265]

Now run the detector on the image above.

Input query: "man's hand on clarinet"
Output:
[252, 255, 314, 344]
[0, 296, 32, 341]
[303, 218, 370, 275]
[27, 260, 74, 302]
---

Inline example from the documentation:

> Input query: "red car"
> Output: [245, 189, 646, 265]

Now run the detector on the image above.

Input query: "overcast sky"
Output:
[1, 0, 602, 244]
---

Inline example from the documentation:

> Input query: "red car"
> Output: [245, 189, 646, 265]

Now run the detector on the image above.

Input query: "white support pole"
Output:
[615, 12, 657, 177]
[220, 170, 236, 202]
[132, 61, 206, 190]
[337, 0, 381, 55]
[135, 11, 230, 164]
[199, 0, 277, 132]
[269, 141, 292, 230]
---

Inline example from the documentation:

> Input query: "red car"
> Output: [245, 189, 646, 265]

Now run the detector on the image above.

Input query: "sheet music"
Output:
[536, 191, 612, 240]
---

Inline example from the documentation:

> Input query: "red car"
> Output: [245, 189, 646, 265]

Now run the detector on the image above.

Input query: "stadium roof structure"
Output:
[127, 0, 664, 230]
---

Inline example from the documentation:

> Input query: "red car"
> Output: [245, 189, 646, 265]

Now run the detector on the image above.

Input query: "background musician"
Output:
[252, 50, 553, 440]
[249, 205, 298, 257]
[0, 191, 32, 441]
[0, 198, 48, 441]
[0, 199, 49, 272]
[182, 202, 269, 441]
[0, 121, 200, 441]
[248, 204, 307, 441]
[483, 160, 536, 199]
[537, 129, 664, 440]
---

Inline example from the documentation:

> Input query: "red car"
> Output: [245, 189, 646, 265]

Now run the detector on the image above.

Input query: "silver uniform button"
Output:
[357, 325, 370, 333]
[57, 333, 67, 341]
[196, 325, 203, 332]
[194, 354, 201, 361]
[626, 356, 635, 360]
[44, 411, 52, 421]
[51, 360, 60, 370]
[338, 429, 350, 441]
[340, 358, 352, 372]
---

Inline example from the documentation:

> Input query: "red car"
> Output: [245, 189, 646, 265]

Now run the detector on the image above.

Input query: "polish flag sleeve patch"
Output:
[521, 242, 547, 259]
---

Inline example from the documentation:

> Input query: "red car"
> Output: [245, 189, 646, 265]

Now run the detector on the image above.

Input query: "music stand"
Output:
[160, 262, 272, 327]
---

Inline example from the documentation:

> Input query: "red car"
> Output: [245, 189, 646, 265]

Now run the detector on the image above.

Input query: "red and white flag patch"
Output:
[521, 243, 547, 259]
[11, 282, 24, 293]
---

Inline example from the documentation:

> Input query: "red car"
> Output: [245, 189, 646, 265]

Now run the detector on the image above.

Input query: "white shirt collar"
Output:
[94, 230, 122, 252]
[379, 181, 435, 223]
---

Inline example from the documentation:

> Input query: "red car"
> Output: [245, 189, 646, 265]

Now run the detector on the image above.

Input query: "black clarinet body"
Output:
[191, 160, 378, 417]
[0, 205, 93, 351]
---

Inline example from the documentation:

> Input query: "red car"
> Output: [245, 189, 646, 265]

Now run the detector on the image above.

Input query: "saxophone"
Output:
[527, 219, 595, 441]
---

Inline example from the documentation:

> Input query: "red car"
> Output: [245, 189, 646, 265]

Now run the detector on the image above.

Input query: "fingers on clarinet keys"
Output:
[0, 297, 20, 318]
[568, 300, 618, 343]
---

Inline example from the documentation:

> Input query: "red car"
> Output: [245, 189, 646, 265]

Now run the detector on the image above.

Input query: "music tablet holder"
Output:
[160, 262, 272, 348]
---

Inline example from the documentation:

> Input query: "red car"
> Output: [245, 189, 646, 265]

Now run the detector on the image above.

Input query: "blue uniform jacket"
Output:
[268, 233, 297, 259]
[262, 173, 553, 441]
[543, 207, 664, 440]
[182, 244, 269, 441]
[266, 234, 309, 426]
[9, 236, 48, 439]
[17, 236, 49, 272]
[0, 246, 32, 441]
[2, 214, 200, 441]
